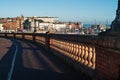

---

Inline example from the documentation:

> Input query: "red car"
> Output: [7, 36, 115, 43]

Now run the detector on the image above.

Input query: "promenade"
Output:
[0, 38, 89, 80]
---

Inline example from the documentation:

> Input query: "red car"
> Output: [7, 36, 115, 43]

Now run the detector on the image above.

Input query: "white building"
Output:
[53, 23, 66, 32]
[24, 16, 79, 33]
[0, 24, 3, 32]
[39, 22, 52, 31]
[24, 16, 59, 32]
[31, 16, 59, 23]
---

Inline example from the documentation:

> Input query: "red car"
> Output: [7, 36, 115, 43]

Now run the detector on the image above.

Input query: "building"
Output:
[66, 22, 83, 33]
[37, 17, 59, 23]
[52, 23, 66, 33]
[0, 24, 3, 32]
[0, 15, 24, 32]
[23, 16, 59, 33]
[23, 16, 83, 33]
[27, 16, 59, 23]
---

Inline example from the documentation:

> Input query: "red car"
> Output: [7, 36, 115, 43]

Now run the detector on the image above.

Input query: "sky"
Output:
[0, 0, 118, 24]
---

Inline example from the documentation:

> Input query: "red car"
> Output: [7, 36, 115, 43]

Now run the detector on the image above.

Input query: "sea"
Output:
[83, 24, 111, 28]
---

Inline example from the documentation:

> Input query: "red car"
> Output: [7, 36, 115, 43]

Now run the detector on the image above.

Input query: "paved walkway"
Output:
[0, 38, 90, 80]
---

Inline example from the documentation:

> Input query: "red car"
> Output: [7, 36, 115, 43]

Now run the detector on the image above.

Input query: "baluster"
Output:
[62, 40, 66, 55]
[68, 42, 71, 58]
[73, 43, 76, 61]
[71, 43, 74, 59]
[68, 42, 71, 57]
[61, 41, 63, 54]
[92, 47, 96, 69]
[55, 40, 58, 47]
[88, 46, 93, 68]
[58, 40, 60, 50]
[66, 42, 69, 56]
[56, 40, 58, 49]
[70, 43, 73, 59]
[62, 41, 64, 50]
[63, 41, 66, 54]
[81, 44, 85, 64]
[57, 40, 59, 49]
[52, 39, 54, 47]
[73, 43, 76, 60]
[63, 41, 66, 55]
[54, 40, 57, 49]
[60, 41, 63, 53]
[84, 45, 89, 66]
[59, 40, 61, 49]
[65, 42, 68, 56]
[65, 42, 68, 55]
[64, 41, 67, 55]
[75, 44, 79, 61]
[54, 40, 57, 48]
[78, 44, 82, 63]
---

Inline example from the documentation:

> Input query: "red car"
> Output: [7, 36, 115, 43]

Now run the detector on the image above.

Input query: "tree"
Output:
[23, 19, 30, 30]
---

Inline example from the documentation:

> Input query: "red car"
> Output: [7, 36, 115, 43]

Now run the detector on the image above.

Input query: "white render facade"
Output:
[23, 16, 83, 33]
[38, 23, 67, 32]
[24, 16, 67, 32]
[32, 16, 59, 23]
[38, 17, 59, 23]
[53, 23, 66, 31]
[0, 24, 3, 32]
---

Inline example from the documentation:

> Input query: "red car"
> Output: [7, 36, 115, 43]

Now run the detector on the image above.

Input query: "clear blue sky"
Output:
[0, 0, 118, 24]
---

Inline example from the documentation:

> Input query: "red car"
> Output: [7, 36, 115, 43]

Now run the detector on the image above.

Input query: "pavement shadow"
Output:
[13, 40, 89, 80]
[0, 39, 16, 80]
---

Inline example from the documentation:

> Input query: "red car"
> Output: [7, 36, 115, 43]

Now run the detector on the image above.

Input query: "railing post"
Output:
[33, 33, 36, 41]
[5, 33, 7, 37]
[45, 31, 50, 50]
[13, 33, 16, 38]
[22, 33, 25, 39]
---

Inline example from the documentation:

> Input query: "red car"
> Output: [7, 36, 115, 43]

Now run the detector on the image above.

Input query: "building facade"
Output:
[23, 16, 65, 33]
[0, 24, 3, 32]
[0, 15, 24, 32]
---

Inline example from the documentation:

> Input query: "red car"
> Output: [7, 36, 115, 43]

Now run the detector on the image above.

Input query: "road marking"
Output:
[7, 42, 18, 80]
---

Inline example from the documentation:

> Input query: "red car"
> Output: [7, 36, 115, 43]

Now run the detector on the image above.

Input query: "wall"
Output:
[0, 33, 120, 80]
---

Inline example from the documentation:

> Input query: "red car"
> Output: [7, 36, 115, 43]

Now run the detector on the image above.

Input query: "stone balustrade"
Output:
[49, 34, 96, 77]
[0, 33, 120, 80]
